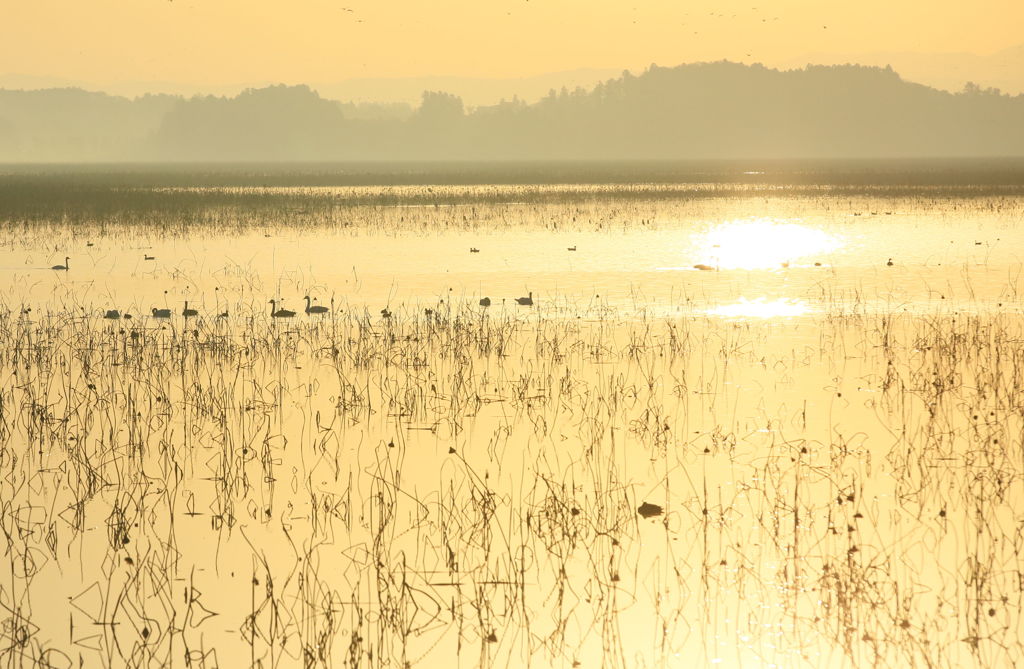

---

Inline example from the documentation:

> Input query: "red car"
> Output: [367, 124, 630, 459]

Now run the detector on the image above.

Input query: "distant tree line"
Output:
[1, 61, 1023, 161]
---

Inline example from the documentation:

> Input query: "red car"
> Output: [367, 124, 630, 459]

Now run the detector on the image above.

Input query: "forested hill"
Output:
[2, 61, 1023, 161]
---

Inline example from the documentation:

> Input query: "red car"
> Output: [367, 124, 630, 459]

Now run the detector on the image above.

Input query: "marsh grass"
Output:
[0, 180, 1023, 668]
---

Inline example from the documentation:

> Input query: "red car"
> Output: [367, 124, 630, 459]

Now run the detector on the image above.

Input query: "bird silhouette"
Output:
[515, 292, 534, 306]
[182, 301, 198, 318]
[51, 257, 70, 270]
[151, 307, 171, 318]
[304, 296, 329, 315]
[479, 297, 491, 307]
[103, 309, 121, 319]
[693, 263, 716, 271]
[270, 300, 296, 318]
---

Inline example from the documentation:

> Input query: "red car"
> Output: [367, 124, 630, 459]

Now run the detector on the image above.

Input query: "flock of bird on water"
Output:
[47, 243, 896, 319]
[48, 255, 535, 320]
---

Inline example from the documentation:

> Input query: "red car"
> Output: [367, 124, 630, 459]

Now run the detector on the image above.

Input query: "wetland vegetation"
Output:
[1, 164, 1024, 668]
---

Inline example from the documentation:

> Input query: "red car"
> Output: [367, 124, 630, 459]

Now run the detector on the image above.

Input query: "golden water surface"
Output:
[1, 181, 1023, 668]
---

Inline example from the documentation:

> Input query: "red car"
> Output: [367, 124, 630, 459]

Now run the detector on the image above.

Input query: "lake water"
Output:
[1, 163, 1023, 668]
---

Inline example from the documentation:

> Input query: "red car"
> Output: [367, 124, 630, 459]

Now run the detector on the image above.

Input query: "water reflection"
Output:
[9, 184, 1024, 668]
[697, 218, 841, 270]
[709, 297, 809, 318]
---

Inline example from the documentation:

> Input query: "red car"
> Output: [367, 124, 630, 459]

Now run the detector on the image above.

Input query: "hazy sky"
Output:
[3, 0, 1022, 86]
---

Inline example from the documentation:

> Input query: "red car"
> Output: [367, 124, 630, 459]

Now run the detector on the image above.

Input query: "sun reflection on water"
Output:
[708, 297, 810, 319]
[697, 218, 841, 270]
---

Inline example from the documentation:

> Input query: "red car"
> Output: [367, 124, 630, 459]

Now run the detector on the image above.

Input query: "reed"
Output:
[0, 177, 1022, 668]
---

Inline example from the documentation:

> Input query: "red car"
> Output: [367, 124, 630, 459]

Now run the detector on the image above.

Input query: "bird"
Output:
[304, 296, 329, 315]
[182, 301, 198, 318]
[104, 309, 121, 319]
[51, 257, 70, 271]
[152, 307, 172, 318]
[479, 297, 491, 307]
[470, 247, 480, 253]
[269, 300, 295, 318]
[886, 258, 894, 267]
[144, 255, 155, 261]
[515, 292, 534, 306]
[380, 308, 392, 319]
[567, 246, 577, 251]
[693, 264, 716, 271]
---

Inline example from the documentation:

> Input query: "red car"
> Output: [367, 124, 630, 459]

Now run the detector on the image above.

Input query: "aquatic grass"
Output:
[1, 183, 1024, 668]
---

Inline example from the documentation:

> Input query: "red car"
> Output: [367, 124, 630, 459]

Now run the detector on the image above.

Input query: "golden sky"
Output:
[3, 0, 1021, 85]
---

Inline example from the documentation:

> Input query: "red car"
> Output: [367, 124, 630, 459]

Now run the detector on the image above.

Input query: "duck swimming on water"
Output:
[304, 296, 329, 315]
[270, 300, 295, 318]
